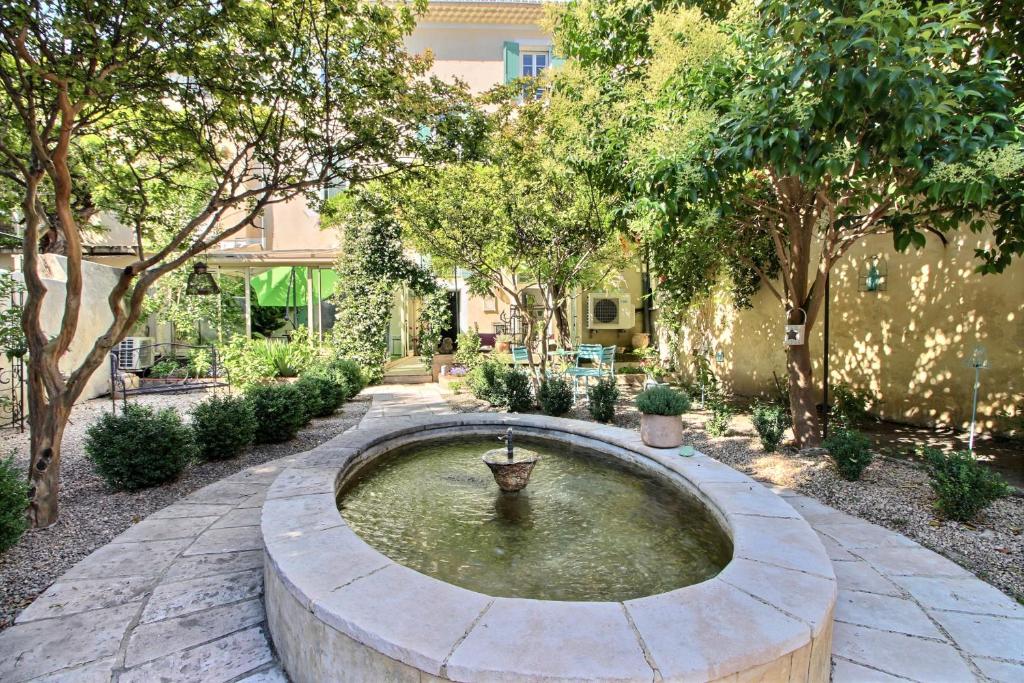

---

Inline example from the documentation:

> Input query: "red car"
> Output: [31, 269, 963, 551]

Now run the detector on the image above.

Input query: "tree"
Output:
[0, 0, 476, 526]
[396, 82, 621, 381]
[555, 0, 1022, 446]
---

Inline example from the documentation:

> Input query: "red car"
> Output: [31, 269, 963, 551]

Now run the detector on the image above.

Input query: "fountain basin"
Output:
[262, 413, 836, 682]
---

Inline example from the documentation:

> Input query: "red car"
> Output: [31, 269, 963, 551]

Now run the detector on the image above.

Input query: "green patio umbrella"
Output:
[250, 267, 337, 307]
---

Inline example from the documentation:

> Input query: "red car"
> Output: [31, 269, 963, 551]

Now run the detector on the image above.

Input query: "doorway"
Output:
[440, 290, 459, 351]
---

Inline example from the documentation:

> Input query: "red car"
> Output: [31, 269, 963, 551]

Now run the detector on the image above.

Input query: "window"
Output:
[521, 52, 548, 78]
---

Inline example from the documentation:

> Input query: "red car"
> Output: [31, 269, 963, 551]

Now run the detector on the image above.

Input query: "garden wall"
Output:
[662, 227, 1023, 433]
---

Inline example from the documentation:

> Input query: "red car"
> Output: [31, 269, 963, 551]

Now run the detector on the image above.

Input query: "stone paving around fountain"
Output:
[0, 383, 1020, 682]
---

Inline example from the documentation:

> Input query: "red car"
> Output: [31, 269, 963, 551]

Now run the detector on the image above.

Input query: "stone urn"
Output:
[482, 447, 540, 492]
[640, 414, 683, 448]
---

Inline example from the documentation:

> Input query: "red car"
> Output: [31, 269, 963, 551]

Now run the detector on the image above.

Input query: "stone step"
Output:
[381, 374, 433, 385]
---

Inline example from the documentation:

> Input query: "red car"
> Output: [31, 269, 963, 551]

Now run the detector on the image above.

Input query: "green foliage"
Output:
[189, 347, 213, 378]
[326, 190, 439, 384]
[751, 401, 788, 452]
[636, 386, 690, 416]
[468, 358, 509, 405]
[468, 359, 532, 411]
[256, 340, 306, 378]
[538, 377, 574, 416]
[453, 330, 483, 368]
[824, 429, 873, 481]
[245, 383, 308, 444]
[149, 358, 179, 378]
[924, 448, 1010, 521]
[190, 395, 256, 461]
[587, 377, 619, 423]
[296, 375, 346, 418]
[0, 273, 25, 359]
[418, 290, 451, 371]
[219, 336, 277, 388]
[85, 405, 195, 490]
[832, 383, 874, 429]
[0, 454, 28, 552]
[504, 370, 533, 413]
[705, 394, 733, 437]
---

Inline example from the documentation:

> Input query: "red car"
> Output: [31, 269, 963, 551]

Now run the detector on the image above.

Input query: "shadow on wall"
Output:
[668, 227, 1023, 432]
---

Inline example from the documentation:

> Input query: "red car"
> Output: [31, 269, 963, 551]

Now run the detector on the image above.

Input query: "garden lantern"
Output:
[858, 256, 887, 292]
[185, 262, 219, 296]
[784, 308, 806, 346]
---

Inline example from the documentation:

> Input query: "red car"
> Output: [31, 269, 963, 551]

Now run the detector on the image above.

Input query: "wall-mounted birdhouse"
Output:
[784, 308, 806, 346]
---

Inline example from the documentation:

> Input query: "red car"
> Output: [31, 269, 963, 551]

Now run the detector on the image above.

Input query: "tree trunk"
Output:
[26, 399, 70, 528]
[786, 343, 821, 448]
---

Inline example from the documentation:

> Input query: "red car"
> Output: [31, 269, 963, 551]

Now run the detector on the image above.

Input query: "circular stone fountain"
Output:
[262, 414, 836, 682]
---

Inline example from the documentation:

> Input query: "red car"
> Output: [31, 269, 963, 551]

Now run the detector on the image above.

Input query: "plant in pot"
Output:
[636, 385, 690, 448]
[494, 334, 512, 353]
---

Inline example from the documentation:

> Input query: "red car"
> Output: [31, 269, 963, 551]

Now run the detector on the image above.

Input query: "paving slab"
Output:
[118, 624, 274, 683]
[15, 575, 156, 623]
[113, 514, 220, 543]
[26, 657, 117, 683]
[210, 505, 263, 529]
[162, 549, 263, 582]
[972, 656, 1024, 682]
[61, 537, 193, 580]
[855, 544, 974, 579]
[183, 524, 262, 556]
[831, 658, 907, 682]
[140, 568, 263, 623]
[815, 520, 919, 550]
[834, 590, 945, 639]
[151, 502, 236, 519]
[832, 621, 974, 681]
[126, 598, 265, 667]
[926, 610, 1024, 662]
[0, 602, 138, 682]
[830, 559, 902, 596]
[890, 575, 1024, 619]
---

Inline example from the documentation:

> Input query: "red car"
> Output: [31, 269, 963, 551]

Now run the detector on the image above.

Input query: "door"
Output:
[439, 290, 459, 351]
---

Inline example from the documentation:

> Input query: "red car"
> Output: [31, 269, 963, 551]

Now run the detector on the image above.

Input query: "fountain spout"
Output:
[483, 428, 540, 492]
[503, 428, 514, 461]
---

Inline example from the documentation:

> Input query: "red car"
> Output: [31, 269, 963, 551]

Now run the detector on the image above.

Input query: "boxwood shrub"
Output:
[246, 383, 308, 443]
[587, 377, 619, 423]
[85, 404, 196, 490]
[635, 386, 690, 416]
[296, 375, 347, 418]
[824, 429, 873, 481]
[190, 395, 257, 461]
[924, 448, 1009, 521]
[751, 401, 788, 452]
[538, 377, 573, 416]
[0, 454, 27, 552]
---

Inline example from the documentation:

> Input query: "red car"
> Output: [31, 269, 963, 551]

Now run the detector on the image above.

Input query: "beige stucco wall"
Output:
[661, 228, 1023, 432]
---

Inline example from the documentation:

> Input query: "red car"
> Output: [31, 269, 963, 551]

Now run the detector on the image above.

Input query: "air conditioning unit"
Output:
[115, 337, 155, 371]
[587, 293, 635, 330]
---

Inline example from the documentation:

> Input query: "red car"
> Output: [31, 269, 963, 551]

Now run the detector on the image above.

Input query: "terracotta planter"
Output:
[640, 414, 684, 448]
[631, 333, 651, 350]
[495, 341, 511, 353]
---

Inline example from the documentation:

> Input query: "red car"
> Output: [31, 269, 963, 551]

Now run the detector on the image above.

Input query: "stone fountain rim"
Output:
[262, 412, 837, 682]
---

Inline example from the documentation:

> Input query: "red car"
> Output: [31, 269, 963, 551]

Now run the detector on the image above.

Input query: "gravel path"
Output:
[0, 389, 370, 630]
[447, 388, 1024, 603]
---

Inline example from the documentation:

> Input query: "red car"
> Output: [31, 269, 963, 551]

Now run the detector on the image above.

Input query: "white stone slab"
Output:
[183, 525, 262, 556]
[816, 532, 856, 561]
[0, 602, 137, 682]
[118, 625, 273, 683]
[972, 656, 1024, 682]
[718, 558, 836, 635]
[835, 590, 945, 639]
[891, 575, 1024, 618]
[151, 503, 235, 519]
[445, 599, 653, 681]
[831, 658, 906, 682]
[625, 579, 810, 681]
[183, 480, 267, 505]
[140, 568, 262, 623]
[210, 506, 262, 529]
[701, 482, 802, 519]
[927, 610, 1024, 661]
[831, 560, 902, 596]
[731, 515, 834, 578]
[16, 575, 156, 623]
[265, 466, 336, 499]
[163, 549, 263, 582]
[831, 621, 973, 681]
[313, 564, 492, 675]
[261, 492, 342, 543]
[113, 515, 220, 543]
[856, 545, 974, 578]
[126, 598, 265, 667]
[815, 521, 918, 550]
[21, 657, 117, 683]
[62, 537, 193, 580]
[783, 495, 862, 525]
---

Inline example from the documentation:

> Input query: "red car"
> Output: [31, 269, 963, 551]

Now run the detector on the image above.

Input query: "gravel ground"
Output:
[0, 389, 370, 630]
[447, 387, 1024, 603]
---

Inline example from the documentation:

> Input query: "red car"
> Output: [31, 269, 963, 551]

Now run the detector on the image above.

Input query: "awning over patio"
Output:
[250, 266, 337, 306]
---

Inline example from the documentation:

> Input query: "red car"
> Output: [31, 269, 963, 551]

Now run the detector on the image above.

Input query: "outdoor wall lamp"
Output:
[185, 262, 219, 296]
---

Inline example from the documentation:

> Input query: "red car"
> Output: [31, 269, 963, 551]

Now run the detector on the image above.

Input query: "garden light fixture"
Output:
[185, 262, 219, 296]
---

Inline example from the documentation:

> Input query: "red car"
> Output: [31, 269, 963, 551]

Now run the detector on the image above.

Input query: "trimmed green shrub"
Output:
[453, 330, 483, 368]
[705, 394, 733, 437]
[468, 358, 508, 405]
[824, 429, 873, 481]
[245, 383, 308, 443]
[504, 369, 533, 413]
[751, 401, 788, 452]
[190, 395, 256, 461]
[832, 383, 874, 429]
[924, 448, 1009, 521]
[219, 335, 277, 388]
[296, 375, 346, 418]
[85, 404, 196, 490]
[0, 454, 28, 552]
[636, 386, 690, 416]
[588, 377, 619, 423]
[538, 377, 573, 416]
[323, 357, 366, 396]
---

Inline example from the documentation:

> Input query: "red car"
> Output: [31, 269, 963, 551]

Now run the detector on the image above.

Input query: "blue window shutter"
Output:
[550, 50, 566, 69]
[503, 41, 520, 84]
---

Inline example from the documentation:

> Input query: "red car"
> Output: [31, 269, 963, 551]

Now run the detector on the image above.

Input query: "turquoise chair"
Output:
[564, 344, 613, 399]
[510, 345, 530, 366]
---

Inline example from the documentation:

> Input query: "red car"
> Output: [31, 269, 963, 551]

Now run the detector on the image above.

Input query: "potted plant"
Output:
[494, 334, 512, 353]
[635, 385, 690, 448]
